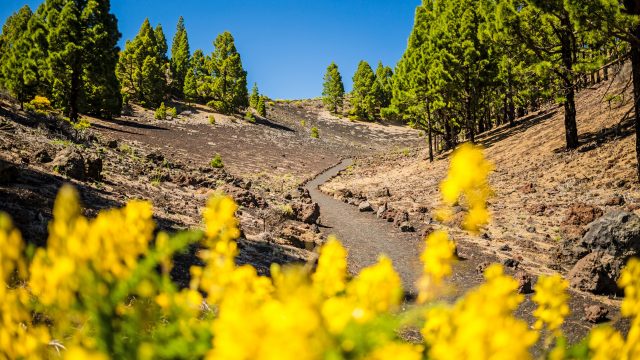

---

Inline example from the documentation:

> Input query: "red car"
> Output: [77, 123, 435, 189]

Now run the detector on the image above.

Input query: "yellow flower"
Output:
[532, 274, 570, 336]
[417, 230, 456, 303]
[347, 256, 403, 321]
[438, 143, 493, 232]
[312, 236, 347, 297]
[588, 326, 624, 360]
[365, 342, 424, 360]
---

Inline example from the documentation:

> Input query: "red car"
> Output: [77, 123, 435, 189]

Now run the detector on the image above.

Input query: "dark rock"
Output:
[374, 187, 390, 197]
[51, 148, 85, 180]
[34, 149, 53, 163]
[519, 183, 536, 194]
[482, 233, 491, 241]
[526, 226, 536, 233]
[0, 161, 19, 184]
[85, 155, 103, 181]
[499, 244, 511, 252]
[394, 211, 409, 226]
[580, 211, 640, 258]
[399, 221, 415, 232]
[476, 262, 490, 275]
[514, 271, 533, 294]
[358, 201, 373, 212]
[503, 258, 520, 269]
[528, 203, 547, 216]
[107, 139, 118, 149]
[583, 305, 609, 323]
[146, 151, 165, 164]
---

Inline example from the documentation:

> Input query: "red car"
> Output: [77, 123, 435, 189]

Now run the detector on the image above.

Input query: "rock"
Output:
[562, 203, 604, 226]
[107, 139, 118, 149]
[85, 155, 103, 181]
[499, 244, 511, 252]
[377, 202, 388, 218]
[374, 187, 390, 197]
[394, 211, 409, 226]
[293, 202, 320, 224]
[220, 184, 261, 208]
[34, 149, 53, 163]
[526, 226, 536, 233]
[277, 223, 320, 250]
[145, 151, 165, 164]
[583, 305, 609, 323]
[51, 148, 85, 180]
[519, 182, 536, 194]
[559, 225, 587, 243]
[580, 211, 640, 258]
[528, 203, 547, 216]
[399, 221, 415, 232]
[415, 205, 429, 214]
[476, 262, 490, 275]
[503, 258, 520, 269]
[514, 271, 533, 294]
[604, 195, 625, 206]
[0, 161, 19, 184]
[358, 201, 373, 212]
[567, 252, 621, 294]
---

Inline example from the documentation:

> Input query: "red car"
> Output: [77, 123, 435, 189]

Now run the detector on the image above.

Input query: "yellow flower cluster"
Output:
[589, 258, 640, 359]
[438, 142, 493, 232]
[533, 274, 570, 336]
[422, 264, 538, 359]
[3, 142, 640, 359]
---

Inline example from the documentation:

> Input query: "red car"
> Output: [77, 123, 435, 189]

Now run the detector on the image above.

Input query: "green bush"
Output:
[311, 126, 320, 139]
[244, 110, 255, 123]
[209, 115, 216, 125]
[167, 107, 177, 119]
[154, 102, 167, 120]
[30, 96, 52, 111]
[209, 153, 224, 168]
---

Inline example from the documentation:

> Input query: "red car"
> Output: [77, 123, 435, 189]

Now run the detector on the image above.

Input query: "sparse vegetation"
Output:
[154, 102, 167, 120]
[209, 153, 224, 168]
[208, 114, 216, 125]
[310, 126, 319, 139]
[244, 110, 255, 123]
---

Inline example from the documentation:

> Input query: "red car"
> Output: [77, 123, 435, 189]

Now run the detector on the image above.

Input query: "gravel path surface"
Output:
[306, 159, 423, 295]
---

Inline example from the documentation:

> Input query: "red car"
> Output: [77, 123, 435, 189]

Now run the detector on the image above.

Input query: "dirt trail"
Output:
[305, 159, 423, 294]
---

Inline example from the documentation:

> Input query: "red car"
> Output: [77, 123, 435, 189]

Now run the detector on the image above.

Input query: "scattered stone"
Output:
[604, 194, 625, 206]
[51, 148, 85, 180]
[107, 139, 118, 149]
[567, 252, 621, 294]
[394, 211, 409, 226]
[578, 211, 640, 259]
[526, 226, 536, 233]
[476, 262, 490, 275]
[399, 221, 415, 232]
[519, 182, 536, 194]
[499, 244, 511, 252]
[146, 151, 165, 164]
[482, 233, 491, 241]
[562, 203, 603, 226]
[503, 258, 520, 269]
[527, 203, 547, 216]
[583, 305, 609, 324]
[514, 271, 533, 294]
[358, 201, 373, 212]
[374, 187, 390, 197]
[377, 202, 388, 218]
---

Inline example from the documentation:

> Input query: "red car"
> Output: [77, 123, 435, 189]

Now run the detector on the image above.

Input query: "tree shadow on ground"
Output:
[255, 117, 295, 132]
[478, 108, 559, 150]
[574, 112, 636, 153]
[100, 117, 169, 131]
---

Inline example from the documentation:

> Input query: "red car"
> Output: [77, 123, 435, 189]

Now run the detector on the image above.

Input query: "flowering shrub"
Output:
[0, 143, 638, 359]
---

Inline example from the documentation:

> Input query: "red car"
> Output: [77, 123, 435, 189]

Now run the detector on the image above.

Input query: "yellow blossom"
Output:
[533, 274, 570, 336]
[312, 236, 348, 297]
[417, 230, 456, 303]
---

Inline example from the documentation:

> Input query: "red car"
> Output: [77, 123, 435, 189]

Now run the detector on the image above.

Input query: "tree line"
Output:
[0, 0, 253, 123]
[322, 0, 640, 179]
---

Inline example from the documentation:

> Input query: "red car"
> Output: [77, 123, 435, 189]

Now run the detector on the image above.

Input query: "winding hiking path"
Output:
[305, 159, 423, 294]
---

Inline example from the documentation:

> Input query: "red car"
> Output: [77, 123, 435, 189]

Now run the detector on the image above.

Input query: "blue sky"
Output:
[1, 1, 419, 99]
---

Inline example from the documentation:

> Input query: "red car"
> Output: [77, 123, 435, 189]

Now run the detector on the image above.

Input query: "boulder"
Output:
[51, 148, 85, 180]
[376, 202, 388, 218]
[562, 203, 603, 226]
[358, 201, 373, 212]
[583, 305, 609, 324]
[514, 271, 533, 294]
[399, 221, 415, 232]
[567, 211, 640, 261]
[604, 195, 625, 206]
[293, 202, 320, 224]
[34, 149, 53, 163]
[567, 252, 622, 294]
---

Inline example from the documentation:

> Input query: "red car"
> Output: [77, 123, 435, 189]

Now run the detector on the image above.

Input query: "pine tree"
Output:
[170, 16, 190, 96]
[322, 62, 345, 114]
[154, 24, 168, 61]
[250, 82, 260, 109]
[183, 67, 198, 104]
[80, 0, 122, 118]
[372, 62, 393, 115]
[208, 31, 248, 114]
[256, 96, 266, 117]
[116, 18, 166, 108]
[350, 60, 377, 121]
[0, 5, 35, 109]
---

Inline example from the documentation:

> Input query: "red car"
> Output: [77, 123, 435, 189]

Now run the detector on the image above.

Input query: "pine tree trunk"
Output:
[560, 14, 579, 149]
[627, 0, 640, 181]
[426, 98, 433, 162]
[69, 65, 81, 122]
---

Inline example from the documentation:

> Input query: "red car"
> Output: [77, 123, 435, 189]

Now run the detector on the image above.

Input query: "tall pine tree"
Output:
[208, 31, 248, 114]
[0, 6, 36, 109]
[350, 60, 377, 121]
[170, 16, 190, 96]
[322, 62, 345, 115]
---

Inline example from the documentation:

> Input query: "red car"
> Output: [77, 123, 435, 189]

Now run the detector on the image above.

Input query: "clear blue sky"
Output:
[1, 1, 419, 99]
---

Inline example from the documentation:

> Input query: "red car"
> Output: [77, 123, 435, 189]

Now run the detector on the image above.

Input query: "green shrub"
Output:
[244, 110, 255, 123]
[300, 120, 306, 127]
[30, 96, 52, 111]
[278, 204, 294, 218]
[209, 115, 216, 125]
[167, 107, 177, 119]
[209, 153, 224, 168]
[154, 102, 167, 120]
[311, 126, 319, 139]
